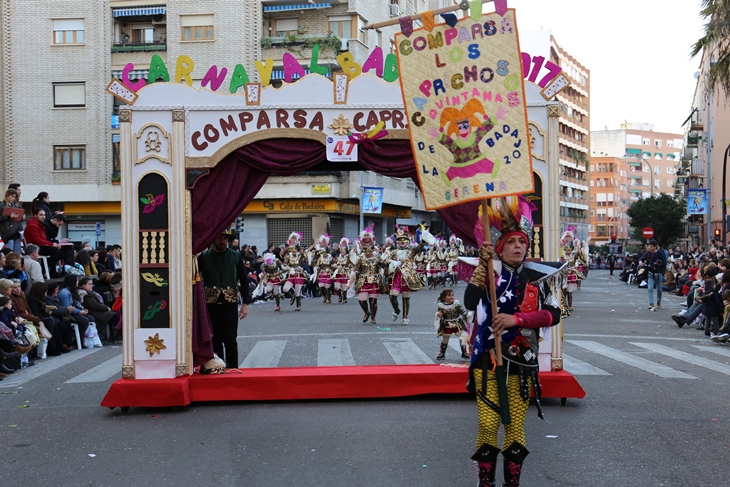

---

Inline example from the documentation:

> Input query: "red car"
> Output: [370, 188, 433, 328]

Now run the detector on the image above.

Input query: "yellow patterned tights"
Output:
[473, 368, 529, 449]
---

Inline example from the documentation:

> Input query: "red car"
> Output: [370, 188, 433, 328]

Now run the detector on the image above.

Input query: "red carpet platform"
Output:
[101, 365, 585, 410]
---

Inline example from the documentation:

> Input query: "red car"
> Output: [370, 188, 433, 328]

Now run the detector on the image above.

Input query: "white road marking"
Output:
[693, 345, 730, 359]
[317, 338, 356, 366]
[632, 342, 730, 376]
[383, 338, 434, 365]
[0, 349, 101, 388]
[567, 340, 695, 379]
[239, 340, 287, 368]
[562, 354, 611, 376]
[65, 355, 122, 383]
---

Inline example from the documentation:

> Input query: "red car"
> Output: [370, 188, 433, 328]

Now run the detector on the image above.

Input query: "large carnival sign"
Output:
[396, 8, 533, 209]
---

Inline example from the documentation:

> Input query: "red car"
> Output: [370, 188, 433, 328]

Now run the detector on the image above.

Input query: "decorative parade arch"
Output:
[102, 55, 583, 409]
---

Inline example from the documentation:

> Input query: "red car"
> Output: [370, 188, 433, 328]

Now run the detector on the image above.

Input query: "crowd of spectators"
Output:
[0, 185, 123, 382]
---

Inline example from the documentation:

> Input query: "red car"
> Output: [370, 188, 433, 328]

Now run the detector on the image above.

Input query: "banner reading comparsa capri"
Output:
[396, 8, 533, 210]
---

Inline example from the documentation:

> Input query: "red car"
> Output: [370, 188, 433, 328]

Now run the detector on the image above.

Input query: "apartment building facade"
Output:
[587, 156, 630, 246]
[590, 123, 683, 244]
[0, 0, 439, 248]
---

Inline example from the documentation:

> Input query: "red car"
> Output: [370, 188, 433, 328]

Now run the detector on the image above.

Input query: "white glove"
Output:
[421, 228, 436, 245]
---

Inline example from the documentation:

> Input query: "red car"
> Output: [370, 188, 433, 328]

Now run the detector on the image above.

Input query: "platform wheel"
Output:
[560, 398, 567, 406]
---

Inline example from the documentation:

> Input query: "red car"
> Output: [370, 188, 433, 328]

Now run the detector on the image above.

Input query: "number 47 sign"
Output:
[326, 136, 358, 162]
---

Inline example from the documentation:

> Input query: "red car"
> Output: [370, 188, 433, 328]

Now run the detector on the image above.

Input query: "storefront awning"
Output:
[112, 69, 149, 80]
[263, 3, 331, 12]
[625, 148, 641, 154]
[628, 161, 641, 167]
[113, 6, 166, 17]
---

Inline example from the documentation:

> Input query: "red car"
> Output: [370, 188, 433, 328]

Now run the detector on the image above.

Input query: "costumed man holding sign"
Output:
[464, 198, 561, 487]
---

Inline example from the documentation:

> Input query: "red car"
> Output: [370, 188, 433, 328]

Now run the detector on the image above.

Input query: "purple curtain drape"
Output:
[189, 137, 480, 366]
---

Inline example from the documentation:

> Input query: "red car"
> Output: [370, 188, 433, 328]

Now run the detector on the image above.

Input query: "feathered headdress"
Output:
[359, 223, 376, 245]
[473, 196, 535, 255]
[318, 233, 331, 245]
[339, 237, 351, 249]
[263, 252, 276, 265]
[395, 226, 411, 242]
[287, 231, 302, 246]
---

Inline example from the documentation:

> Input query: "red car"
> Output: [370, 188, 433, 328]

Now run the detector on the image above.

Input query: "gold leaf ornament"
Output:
[328, 114, 353, 136]
[144, 333, 167, 357]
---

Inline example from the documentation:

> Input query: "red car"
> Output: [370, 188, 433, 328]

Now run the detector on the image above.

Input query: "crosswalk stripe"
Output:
[0, 349, 101, 388]
[632, 342, 730, 376]
[693, 345, 730, 359]
[448, 338, 462, 354]
[65, 355, 122, 383]
[317, 338, 355, 366]
[567, 340, 696, 379]
[383, 338, 433, 365]
[562, 353, 611, 376]
[240, 340, 287, 368]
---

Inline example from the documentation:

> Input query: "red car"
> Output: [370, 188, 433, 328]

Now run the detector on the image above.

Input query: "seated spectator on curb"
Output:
[58, 274, 92, 343]
[0, 188, 22, 253]
[46, 212, 74, 267]
[94, 272, 114, 306]
[75, 250, 98, 276]
[41, 282, 75, 353]
[23, 245, 45, 292]
[78, 277, 118, 342]
[24, 208, 63, 278]
[27, 282, 66, 356]
[9, 279, 41, 328]
[4, 252, 27, 293]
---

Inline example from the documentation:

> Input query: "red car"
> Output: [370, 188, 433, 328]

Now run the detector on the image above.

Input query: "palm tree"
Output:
[692, 0, 730, 95]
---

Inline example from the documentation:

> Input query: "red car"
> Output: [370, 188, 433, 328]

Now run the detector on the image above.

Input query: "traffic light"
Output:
[235, 216, 245, 233]
[714, 228, 722, 239]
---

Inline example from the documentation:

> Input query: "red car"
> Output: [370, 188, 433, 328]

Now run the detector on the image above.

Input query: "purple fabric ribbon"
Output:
[494, 0, 508, 16]
[399, 16, 414, 37]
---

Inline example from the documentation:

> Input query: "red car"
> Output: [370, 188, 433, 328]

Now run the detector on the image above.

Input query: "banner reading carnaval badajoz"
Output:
[396, 8, 533, 210]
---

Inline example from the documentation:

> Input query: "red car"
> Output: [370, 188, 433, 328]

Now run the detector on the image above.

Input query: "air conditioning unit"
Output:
[390, 3, 400, 17]
[340, 38, 349, 51]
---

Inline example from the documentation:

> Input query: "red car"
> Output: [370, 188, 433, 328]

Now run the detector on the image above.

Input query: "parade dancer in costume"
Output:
[464, 197, 562, 487]
[435, 239, 449, 287]
[333, 237, 352, 303]
[382, 226, 429, 325]
[310, 234, 335, 304]
[559, 231, 585, 314]
[259, 252, 283, 311]
[197, 229, 251, 369]
[434, 288, 472, 360]
[414, 245, 428, 285]
[281, 232, 307, 312]
[352, 224, 385, 324]
[426, 246, 439, 289]
[447, 235, 462, 286]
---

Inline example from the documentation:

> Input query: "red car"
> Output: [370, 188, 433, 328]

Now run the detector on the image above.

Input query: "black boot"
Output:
[289, 289, 295, 306]
[390, 295, 400, 321]
[359, 300, 370, 322]
[295, 296, 302, 311]
[402, 296, 410, 325]
[436, 342, 447, 360]
[502, 442, 529, 487]
[461, 343, 469, 359]
[471, 443, 500, 487]
[326, 288, 332, 304]
[369, 297, 378, 324]
[337, 289, 343, 303]
[274, 295, 280, 311]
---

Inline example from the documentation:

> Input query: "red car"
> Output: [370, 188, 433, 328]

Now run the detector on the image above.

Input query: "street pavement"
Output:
[1, 271, 729, 486]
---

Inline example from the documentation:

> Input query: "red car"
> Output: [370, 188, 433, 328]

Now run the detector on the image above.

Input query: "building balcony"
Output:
[686, 132, 700, 148]
[260, 34, 343, 52]
[111, 42, 166, 52]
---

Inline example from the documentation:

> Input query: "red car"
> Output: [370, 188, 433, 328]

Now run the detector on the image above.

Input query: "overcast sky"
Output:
[510, 0, 704, 135]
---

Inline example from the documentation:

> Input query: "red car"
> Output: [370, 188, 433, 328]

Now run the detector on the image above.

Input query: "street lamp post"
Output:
[625, 153, 655, 197]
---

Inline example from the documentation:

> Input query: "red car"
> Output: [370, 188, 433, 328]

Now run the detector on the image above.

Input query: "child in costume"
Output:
[434, 288, 472, 360]
[258, 253, 283, 311]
